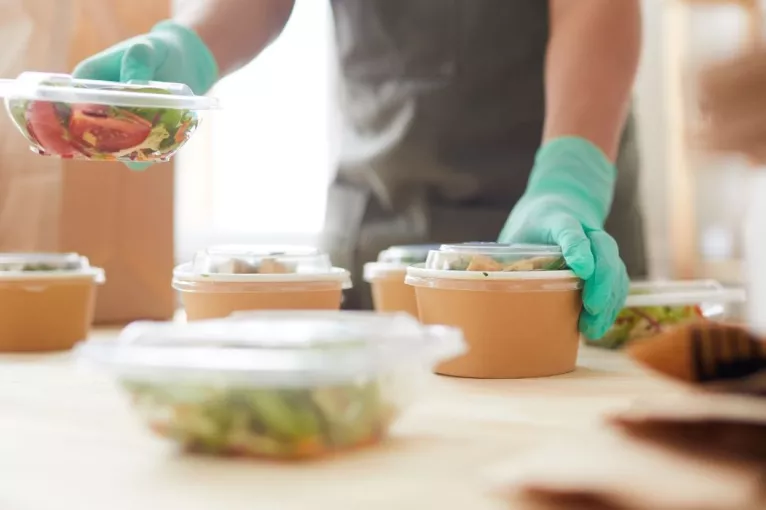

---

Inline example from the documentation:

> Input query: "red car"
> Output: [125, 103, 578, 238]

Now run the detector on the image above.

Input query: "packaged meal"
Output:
[406, 243, 582, 379]
[0, 252, 105, 352]
[0, 72, 217, 162]
[425, 242, 568, 272]
[173, 245, 352, 319]
[76, 311, 467, 459]
[589, 280, 747, 350]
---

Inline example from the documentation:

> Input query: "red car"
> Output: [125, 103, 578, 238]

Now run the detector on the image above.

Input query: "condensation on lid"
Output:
[189, 244, 333, 276]
[625, 280, 747, 308]
[0, 72, 218, 110]
[76, 311, 467, 386]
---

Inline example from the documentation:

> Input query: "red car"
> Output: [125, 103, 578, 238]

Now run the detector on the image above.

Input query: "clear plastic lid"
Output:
[364, 244, 442, 280]
[378, 245, 442, 265]
[0, 252, 105, 282]
[625, 280, 747, 308]
[425, 242, 568, 272]
[75, 311, 467, 387]
[0, 72, 218, 110]
[190, 245, 333, 275]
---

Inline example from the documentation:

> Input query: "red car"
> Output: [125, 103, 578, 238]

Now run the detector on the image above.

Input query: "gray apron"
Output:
[321, 0, 647, 310]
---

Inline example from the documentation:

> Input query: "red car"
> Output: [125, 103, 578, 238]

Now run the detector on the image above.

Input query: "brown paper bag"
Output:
[0, 0, 176, 324]
[487, 432, 766, 510]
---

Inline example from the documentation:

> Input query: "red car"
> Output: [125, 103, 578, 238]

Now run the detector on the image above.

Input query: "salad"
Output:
[448, 254, 567, 272]
[210, 256, 297, 275]
[124, 378, 398, 458]
[8, 94, 199, 162]
[590, 304, 705, 350]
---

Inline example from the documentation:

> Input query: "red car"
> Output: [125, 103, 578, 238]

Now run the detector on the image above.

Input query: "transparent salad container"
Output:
[0, 252, 105, 352]
[76, 311, 467, 460]
[406, 243, 582, 379]
[0, 72, 218, 162]
[173, 245, 352, 319]
[589, 280, 747, 350]
[363, 244, 441, 317]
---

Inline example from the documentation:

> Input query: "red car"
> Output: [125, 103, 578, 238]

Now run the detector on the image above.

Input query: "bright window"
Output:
[175, 0, 334, 261]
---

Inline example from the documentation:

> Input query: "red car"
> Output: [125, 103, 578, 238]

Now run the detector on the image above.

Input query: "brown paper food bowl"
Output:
[406, 265, 582, 379]
[173, 265, 351, 320]
[0, 273, 103, 352]
[364, 264, 418, 317]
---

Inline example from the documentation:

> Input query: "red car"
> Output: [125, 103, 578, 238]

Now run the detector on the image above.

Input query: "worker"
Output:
[73, 0, 645, 340]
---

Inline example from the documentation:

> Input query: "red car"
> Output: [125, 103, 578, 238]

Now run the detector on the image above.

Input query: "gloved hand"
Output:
[499, 137, 629, 340]
[72, 20, 218, 170]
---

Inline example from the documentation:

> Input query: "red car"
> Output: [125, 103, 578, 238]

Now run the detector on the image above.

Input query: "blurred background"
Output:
[174, 0, 755, 286]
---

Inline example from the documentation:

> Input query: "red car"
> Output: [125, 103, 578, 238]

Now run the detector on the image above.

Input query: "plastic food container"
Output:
[406, 242, 582, 379]
[0, 72, 218, 162]
[0, 253, 105, 352]
[76, 311, 466, 459]
[587, 280, 747, 350]
[173, 245, 352, 320]
[363, 244, 440, 317]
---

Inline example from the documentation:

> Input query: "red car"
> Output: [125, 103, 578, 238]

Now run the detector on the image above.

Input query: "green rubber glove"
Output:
[72, 20, 219, 171]
[499, 137, 629, 340]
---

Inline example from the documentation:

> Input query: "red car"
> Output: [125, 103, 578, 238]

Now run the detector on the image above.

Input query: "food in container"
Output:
[406, 243, 582, 379]
[0, 253, 105, 352]
[587, 280, 747, 350]
[173, 245, 352, 320]
[363, 244, 440, 317]
[76, 311, 466, 459]
[0, 72, 217, 162]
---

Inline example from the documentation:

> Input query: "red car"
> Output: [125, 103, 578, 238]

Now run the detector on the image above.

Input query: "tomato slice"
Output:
[68, 104, 152, 153]
[26, 102, 77, 157]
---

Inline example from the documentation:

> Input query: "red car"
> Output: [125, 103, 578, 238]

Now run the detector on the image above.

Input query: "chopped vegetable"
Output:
[6, 86, 199, 162]
[588, 304, 705, 350]
[123, 378, 399, 459]
[449, 254, 567, 272]
[212, 256, 297, 274]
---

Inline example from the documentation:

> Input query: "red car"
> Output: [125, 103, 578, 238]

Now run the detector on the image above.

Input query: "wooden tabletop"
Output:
[0, 329, 678, 510]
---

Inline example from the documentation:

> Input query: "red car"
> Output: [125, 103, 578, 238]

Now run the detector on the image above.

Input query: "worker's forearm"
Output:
[544, 0, 641, 161]
[175, 0, 295, 77]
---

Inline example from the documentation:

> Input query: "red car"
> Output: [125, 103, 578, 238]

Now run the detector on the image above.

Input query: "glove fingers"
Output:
[550, 215, 595, 280]
[580, 230, 629, 338]
[121, 42, 158, 83]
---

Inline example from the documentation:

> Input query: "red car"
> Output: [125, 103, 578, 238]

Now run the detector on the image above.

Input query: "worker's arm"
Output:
[74, 0, 295, 93]
[543, 0, 642, 161]
[499, 1, 641, 340]
[175, 0, 295, 78]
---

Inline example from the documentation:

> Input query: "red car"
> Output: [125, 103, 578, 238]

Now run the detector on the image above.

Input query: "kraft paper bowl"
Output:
[0, 253, 105, 352]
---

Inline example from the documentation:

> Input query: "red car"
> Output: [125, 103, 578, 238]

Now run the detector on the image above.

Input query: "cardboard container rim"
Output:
[0, 267, 105, 284]
[405, 264, 580, 282]
[173, 262, 352, 288]
[363, 262, 409, 281]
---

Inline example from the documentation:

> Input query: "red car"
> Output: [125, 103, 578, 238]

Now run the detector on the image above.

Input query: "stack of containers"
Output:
[587, 280, 746, 350]
[363, 244, 439, 316]
[172, 245, 352, 320]
[76, 311, 467, 460]
[0, 253, 104, 352]
[406, 242, 582, 379]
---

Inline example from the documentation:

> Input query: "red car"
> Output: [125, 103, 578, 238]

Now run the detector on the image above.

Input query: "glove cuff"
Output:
[526, 136, 616, 227]
[152, 20, 220, 95]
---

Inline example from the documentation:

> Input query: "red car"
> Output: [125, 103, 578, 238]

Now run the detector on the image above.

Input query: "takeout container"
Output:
[587, 280, 747, 350]
[363, 244, 439, 317]
[0, 72, 218, 162]
[406, 243, 582, 379]
[173, 245, 352, 320]
[0, 253, 105, 352]
[76, 311, 466, 460]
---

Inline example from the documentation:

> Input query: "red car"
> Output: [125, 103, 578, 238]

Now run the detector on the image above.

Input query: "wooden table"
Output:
[0, 330, 677, 510]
